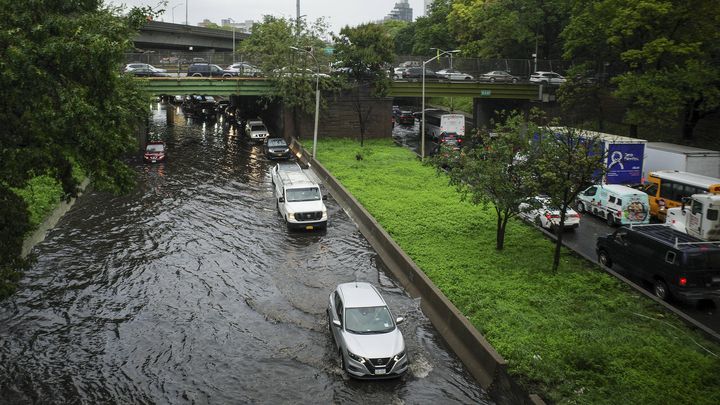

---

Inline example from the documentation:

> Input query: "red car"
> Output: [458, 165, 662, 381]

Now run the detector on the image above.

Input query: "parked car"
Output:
[187, 63, 237, 78]
[396, 110, 415, 126]
[143, 141, 166, 163]
[245, 119, 270, 141]
[436, 69, 474, 81]
[129, 67, 171, 77]
[529, 71, 566, 85]
[519, 196, 581, 231]
[479, 70, 519, 83]
[264, 137, 292, 160]
[402, 67, 439, 80]
[327, 282, 408, 379]
[124, 63, 166, 73]
[227, 62, 262, 77]
[596, 224, 720, 303]
[393, 67, 407, 79]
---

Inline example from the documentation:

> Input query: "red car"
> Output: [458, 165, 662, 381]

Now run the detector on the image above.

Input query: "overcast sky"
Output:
[107, 1, 427, 35]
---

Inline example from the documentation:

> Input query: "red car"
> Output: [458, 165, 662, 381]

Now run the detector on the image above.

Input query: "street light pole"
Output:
[228, 18, 236, 63]
[171, 3, 183, 24]
[290, 46, 321, 159]
[421, 49, 459, 161]
[185, 1, 188, 26]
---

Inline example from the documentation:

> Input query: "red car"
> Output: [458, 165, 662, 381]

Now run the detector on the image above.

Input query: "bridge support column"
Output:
[473, 98, 531, 130]
[166, 105, 174, 126]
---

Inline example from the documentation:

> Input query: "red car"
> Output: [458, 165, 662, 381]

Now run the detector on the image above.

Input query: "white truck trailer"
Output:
[644, 142, 720, 179]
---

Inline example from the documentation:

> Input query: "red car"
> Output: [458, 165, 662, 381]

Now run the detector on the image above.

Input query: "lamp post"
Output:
[290, 46, 320, 159]
[421, 49, 459, 160]
[185, 1, 188, 25]
[227, 18, 236, 63]
[171, 3, 183, 24]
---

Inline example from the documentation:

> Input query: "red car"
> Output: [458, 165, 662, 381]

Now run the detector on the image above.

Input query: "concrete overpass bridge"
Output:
[134, 21, 249, 52]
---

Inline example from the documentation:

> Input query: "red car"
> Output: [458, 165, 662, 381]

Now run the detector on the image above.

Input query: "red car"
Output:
[144, 141, 166, 163]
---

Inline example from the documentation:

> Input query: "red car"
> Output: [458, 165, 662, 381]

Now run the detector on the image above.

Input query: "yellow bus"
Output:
[644, 170, 720, 219]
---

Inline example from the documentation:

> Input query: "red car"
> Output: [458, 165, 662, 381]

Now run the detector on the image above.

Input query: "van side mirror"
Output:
[279, 197, 285, 203]
[322, 194, 328, 201]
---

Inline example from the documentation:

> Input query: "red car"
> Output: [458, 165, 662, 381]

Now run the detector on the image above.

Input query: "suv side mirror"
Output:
[279, 197, 285, 203]
[396, 316, 405, 324]
[332, 319, 341, 328]
[322, 195, 328, 201]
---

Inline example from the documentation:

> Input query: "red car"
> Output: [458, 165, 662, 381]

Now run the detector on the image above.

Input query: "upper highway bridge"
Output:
[135, 77, 547, 100]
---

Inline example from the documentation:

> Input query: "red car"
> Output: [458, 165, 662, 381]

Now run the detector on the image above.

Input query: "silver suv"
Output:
[328, 282, 408, 378]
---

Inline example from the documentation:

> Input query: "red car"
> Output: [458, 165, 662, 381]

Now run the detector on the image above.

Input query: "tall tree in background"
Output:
[449, 0, 571, 59]
[334, 23, 395, 146]
[394, 0, 457, 56]
[439, 112, 537, 250]
[563, 0, 720, 140]
[532, 126, 606, 272]
[0, 0, 155, 298]
[239, 16, 338, 139]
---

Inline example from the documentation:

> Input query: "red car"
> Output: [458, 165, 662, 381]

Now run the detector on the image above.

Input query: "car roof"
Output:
[338, 282, 386, 308]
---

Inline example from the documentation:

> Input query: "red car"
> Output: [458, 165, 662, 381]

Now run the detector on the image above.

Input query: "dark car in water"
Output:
[396, 111, 415, 126]
[144, 141, 166, 163]
[264, 138, 292, 160]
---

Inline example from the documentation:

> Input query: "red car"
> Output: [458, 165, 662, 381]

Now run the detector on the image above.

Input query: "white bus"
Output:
[423, 110, 466, 142]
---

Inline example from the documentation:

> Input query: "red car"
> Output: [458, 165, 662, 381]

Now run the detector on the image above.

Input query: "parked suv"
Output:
[529, 71, 566, 85]
[328, 282, 408, 379]
[187, 63, 236, 78]
[596, 224, 720, 303]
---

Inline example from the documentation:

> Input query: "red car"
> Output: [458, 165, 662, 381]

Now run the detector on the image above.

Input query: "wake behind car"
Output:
[271, 162, 328, 230]
[144, 141, 166, 163]
[264, 137, 292, 160]
[328, 282, 408, 379]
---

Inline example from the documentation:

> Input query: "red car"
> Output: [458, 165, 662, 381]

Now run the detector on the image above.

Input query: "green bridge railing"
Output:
[136, 77, 542, 100]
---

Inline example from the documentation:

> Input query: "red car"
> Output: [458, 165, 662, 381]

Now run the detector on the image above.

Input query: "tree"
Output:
[562, 0, 720, 139]
[532, 126, 606, 272]
[333, 23, 395, 146]
[448, 0, 571, 59]
[0, 1, 157, 298]
[437, 112, 537, 250]
[238, 16, 339, 139]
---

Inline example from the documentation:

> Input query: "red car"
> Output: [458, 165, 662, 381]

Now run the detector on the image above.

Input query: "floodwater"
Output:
[0, 103, 491, 404]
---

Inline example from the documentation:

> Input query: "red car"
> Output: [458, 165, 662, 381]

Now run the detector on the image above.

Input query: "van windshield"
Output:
[684, 251, 720, 269]
[286, 187, 320, 202]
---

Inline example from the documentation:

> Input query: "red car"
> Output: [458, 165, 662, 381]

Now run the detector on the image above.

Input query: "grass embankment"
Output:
[317, 138, 720, 405]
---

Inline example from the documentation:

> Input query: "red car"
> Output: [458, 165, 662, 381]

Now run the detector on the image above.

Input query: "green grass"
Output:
[429, 96, 473, 114]
[317, 138, 720, 405]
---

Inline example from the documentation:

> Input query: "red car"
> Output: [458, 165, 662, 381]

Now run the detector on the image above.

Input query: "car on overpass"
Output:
[436, 69, 474, 81]
[479, 70, 520, 83]
[124, 63, 166, 73]
[227, 62, 262, 77]
[187, 63, 237, 78]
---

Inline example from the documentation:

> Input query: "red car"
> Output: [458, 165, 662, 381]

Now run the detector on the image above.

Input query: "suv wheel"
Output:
[339, 349, 346, 372]
[598, 250, 612, 268]
[512, 78, 518, 83]
[653, 279, 670, 301]
[191, 73, 203, 77]
[222, 73, 232, 78]
[490, 77, 496, 82]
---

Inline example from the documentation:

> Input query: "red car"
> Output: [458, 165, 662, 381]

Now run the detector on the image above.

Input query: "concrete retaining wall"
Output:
[289, 138, 544, 405]
[21, 178, 91, 257]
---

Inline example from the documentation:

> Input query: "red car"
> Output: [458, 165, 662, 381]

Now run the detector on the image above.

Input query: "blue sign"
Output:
[605, 143, 645, 184]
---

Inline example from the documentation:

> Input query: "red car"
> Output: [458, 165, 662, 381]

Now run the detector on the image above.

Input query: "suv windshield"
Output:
[344, 306, 394, 334]
[146, 144, 164, 152]
[286, 187, 320, 202]
[251, 125, 267, 132]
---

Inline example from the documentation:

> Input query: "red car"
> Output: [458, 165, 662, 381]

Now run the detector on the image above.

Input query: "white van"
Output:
[271, 163, 328, 230]
[576, 184, 650, 226]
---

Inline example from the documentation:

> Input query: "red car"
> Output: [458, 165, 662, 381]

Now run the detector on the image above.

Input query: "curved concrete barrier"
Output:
[290, 138, 544, 405]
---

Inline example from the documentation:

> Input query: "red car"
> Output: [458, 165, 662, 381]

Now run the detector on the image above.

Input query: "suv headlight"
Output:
[393, 351, 405, 362]
[347, 351, 366, 363]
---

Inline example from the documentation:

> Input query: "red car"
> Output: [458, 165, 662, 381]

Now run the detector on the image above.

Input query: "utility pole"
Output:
[296, 0, 300, 35]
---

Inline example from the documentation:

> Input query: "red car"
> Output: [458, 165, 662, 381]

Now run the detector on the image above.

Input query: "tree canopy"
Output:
[0, 0, 155, 298]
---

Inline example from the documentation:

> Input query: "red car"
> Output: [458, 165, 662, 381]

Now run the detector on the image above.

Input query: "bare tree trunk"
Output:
[495, 207, 506, 250]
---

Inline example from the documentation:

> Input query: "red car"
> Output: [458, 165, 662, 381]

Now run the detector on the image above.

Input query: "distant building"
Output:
[425, 0, 434, 15]
[197, 19, 214, 28]
[385, 0, 413, 23]
[221, 19, 256, 34]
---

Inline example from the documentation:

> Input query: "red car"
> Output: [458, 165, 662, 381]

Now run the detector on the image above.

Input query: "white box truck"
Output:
[644, 142, 720, 179]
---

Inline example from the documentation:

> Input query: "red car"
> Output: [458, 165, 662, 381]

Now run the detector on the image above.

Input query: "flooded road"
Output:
[0, 104, 490, 404]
